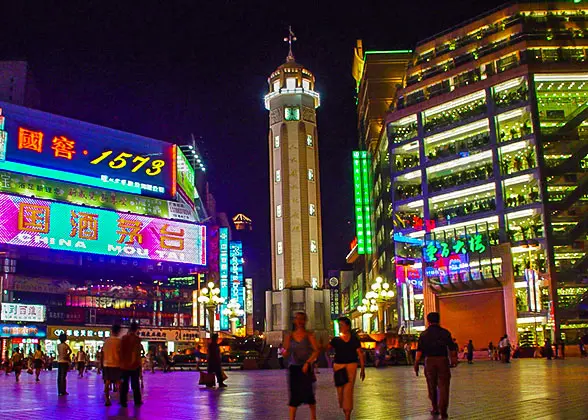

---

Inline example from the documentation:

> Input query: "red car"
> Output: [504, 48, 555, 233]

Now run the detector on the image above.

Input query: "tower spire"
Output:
[283, 26, 297, 62]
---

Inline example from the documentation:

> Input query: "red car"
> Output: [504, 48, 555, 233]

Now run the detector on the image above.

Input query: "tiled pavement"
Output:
[0, 359, 586, 419]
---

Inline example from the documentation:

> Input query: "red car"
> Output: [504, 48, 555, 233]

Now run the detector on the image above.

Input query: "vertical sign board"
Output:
[219, 227, 229, 330]
[229, 241, 244, 312]
[352, 151, 372, 255]
[176, 147, 196, 209]
[245, 278, 253, 315]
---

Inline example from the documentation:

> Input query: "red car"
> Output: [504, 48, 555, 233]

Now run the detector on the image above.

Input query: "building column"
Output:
[305, 288, 316, 330]
[323, 289, 331, 332]
[265, 291, 273, 331]
[281, 289, 291, 331]
[423, 277, 437, 316]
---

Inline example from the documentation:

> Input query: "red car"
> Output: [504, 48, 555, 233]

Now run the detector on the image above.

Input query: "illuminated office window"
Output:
[275, 169, 281, 182]
[310, 240, 318, 253]
[276, 204, 282, 218]
[277, 241, 283, 255]
[286, 78, 296, 90]
[308, 169, 314, 181]
[278, 278, 284, 290]
[306, 134, 313, 147]
[311, 277, 318, 288]
[309, 204, 316, 216]
[285, 107, 300, 121]
[274, 135, 280, 148]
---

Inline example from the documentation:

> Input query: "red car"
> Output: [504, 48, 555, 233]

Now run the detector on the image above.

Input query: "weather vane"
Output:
[284, 26, 297, 62]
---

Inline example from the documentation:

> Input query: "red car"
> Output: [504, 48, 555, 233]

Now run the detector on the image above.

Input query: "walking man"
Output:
[466, 340, 474, 364]
[57, 333, 72, 396]
[120, 322, 143, 407]
[102, 324, 122, 406]
[77, 347, 87, 378]
[414, 312, 456, 419]
[277, 343, 285, 369]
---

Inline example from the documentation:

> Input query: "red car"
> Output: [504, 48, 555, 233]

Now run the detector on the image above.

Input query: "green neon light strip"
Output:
[364, 50, 413, 55]
[0, 160, 141, 194]
[360, 153, 372, 254]
[353, 153, 365, 254]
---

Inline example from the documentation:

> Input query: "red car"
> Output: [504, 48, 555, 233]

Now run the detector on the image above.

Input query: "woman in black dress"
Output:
[328, 317, 365, 420]
[207, 333, 226, 388]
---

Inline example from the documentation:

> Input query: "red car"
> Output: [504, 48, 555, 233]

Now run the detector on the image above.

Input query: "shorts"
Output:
[102, 367, 121, 382]
[77, 362, 85, 370]
[34, 359, 43, 369]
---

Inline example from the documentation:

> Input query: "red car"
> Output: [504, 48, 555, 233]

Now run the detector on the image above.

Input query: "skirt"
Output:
[102, 367, 121, 382]
[333, 363, 358, 411]
[288, 364, 316, 407]
[33, 359, 43, 369]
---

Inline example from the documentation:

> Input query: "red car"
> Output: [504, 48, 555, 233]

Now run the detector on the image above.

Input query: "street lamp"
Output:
[366, 276, 396, 333]
[197, 281, 225, 333]
[223, 298, 245, 335]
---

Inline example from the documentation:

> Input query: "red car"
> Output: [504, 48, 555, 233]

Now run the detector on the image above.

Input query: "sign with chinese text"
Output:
[176, 147, 196, 207]
[395, 263, 423, 291]
[352, 151, 372, 254]
[0, 324, 46, 338]
[423, 233, 487, 263]
[229, 241, 244, 311]
[168, 275, 197, 288]
[0, 169, 196, 222]
[219, 227, 229, 330]
[0, 193, 206, 265]
[0, 102, 176, 199]
[48, 325, 112, 340]
[245, 278, 253, 315]
[46, 306, 86, 324]
[1, 303, 46, 322]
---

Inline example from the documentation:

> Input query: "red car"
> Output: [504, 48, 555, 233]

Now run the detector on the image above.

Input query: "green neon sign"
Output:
[423, 233, 487, 262]
[352, 151, 372, 254]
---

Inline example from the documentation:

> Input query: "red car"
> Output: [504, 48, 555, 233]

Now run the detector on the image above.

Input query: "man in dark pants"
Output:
[414, 312, 456, 419]
[56, 333, 72, 396]
[120, 322, 143, 407]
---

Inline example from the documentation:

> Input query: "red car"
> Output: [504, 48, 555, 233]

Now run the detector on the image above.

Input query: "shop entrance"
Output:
[439, 289, 506, 350]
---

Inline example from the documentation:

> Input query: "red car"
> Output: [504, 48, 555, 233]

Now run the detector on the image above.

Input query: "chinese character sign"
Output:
[1, 303, 46, 322]
[423, 233, 487, 263]
[176, 147, 196, 207]
[229, 241, 244, 310]
[1, 103, 176, 199]
[0, 193, 206, 265]
[219, 227, 229, 330]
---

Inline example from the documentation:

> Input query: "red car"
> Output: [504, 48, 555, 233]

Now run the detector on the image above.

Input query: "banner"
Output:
[0, 193, 206, 265]
[176, 148, 196, 208]
[0, 324, 46, 338]
[46, 306, 86, 324]
[0, 170, 195, 222]
[1, 303, 46, 322]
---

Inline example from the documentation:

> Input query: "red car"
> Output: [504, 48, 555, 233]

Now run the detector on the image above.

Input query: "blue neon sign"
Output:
[219, 227, 229, 330]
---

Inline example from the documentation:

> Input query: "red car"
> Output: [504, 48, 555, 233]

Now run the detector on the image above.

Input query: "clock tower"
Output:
[264, 29, 330, 343]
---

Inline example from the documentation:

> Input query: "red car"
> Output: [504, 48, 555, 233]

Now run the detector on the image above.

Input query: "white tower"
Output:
[264, 29, 330, 342]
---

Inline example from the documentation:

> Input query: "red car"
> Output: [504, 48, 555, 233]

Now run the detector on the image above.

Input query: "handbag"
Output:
[334, 366, 349, 387]
[199, 372, 216, 386]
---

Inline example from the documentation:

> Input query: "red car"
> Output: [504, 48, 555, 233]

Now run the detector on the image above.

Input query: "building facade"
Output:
[351, 2, 588, 348]
[264, 48, 330, 342]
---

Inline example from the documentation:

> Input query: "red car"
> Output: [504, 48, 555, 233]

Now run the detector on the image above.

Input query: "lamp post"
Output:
[197, 282, 225, 333]
[369, 276, 396, 333]
[357, 297, 378, 333]
[223, 299, 245, 335]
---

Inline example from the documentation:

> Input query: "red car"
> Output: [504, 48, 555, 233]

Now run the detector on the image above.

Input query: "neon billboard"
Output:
[0, 103, 176, 199]
[352, 151, 372, 254]
[229, 241, 244, 310]
[219, 227, 229, 330]
[176, 147, 196, 208]
[0, 193, 206, 265]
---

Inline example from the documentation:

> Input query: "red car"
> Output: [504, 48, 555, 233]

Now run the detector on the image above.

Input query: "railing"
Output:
[431, 197, 496, 220]
[429, 163, 493, 193]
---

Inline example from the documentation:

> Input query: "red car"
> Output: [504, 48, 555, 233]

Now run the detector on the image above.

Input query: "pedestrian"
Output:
[3, 350, 10, 375]
[328, 316, 365, 420]
[277, 343, 286, 369]
[33, 344, 44, 382]
[207, 333, 227, 388]
[158, 344, 170, 373]
[404, 342, 413, 365]
[148, 348, 155, 373]
[11, 348, 23, 383]
[488, 342, 494, 360]
[57, 333, 72, 396]
[96, 346, 104, 375]
[119, 322, 143, 407]
[544, 338, 553, 360]
[413, 312, 457, 419]
[559, 339, 565, 360]
[76, 347, 87, 378]
[102, 324, 122, 406]
[467, 340, 474, 364]
[283, 311, 320, 420]
[498, 335, 511, 363]
[195, 345, 203, 371]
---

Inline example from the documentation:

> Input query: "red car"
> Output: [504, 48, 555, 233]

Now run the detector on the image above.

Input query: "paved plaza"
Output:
[0, 359, 586, 419]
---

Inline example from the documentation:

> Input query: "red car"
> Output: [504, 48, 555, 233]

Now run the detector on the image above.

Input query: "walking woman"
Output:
[11, 348, 23, 382]
[207, 333, 227, 388]
[57, 333, 72, 396]
[283, 312, 320, 420]
[33, 344, 44, 382]
[328, 317, 365, 420]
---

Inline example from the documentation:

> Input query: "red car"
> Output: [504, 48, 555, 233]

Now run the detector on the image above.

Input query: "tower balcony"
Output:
[264, 87, 320, 110]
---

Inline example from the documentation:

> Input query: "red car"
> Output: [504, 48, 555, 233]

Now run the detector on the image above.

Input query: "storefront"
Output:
[0, 324, 47, 358]
[46, 325, 119, 359]
[137, 327, 202, 354]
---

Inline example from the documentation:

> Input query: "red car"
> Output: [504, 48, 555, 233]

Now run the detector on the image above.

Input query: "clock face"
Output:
[329, 277, 339, 287]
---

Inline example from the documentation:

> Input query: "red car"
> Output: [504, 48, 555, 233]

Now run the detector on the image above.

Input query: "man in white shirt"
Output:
[57, 334, 72, 396]
[102, 324, 122, 406]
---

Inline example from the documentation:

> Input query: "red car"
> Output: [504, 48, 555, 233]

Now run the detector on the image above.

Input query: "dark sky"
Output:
[0, 0, 506, 294]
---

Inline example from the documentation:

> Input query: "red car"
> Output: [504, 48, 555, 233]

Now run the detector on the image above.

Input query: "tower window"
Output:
[277, 241, 283, 255]
[310, 240, 318, 253]
[273, 80, 280, 92]
[276, 204, 282, 218]
[309, 204, 316, 216]
[308, 169, 314, 181]
[274, 135, 280, 148]
[286, 78, 296, 90]
[306, 134, 313, 147]
[278, 278, 284, 291]
[275, 169, 281, 182]
[311, 277, 318, 288]
[285, 107, 300, 121]
[303, 80, 311, 90]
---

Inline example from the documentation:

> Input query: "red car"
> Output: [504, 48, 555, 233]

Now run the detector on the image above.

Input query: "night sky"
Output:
[0, 1, 505, 298]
